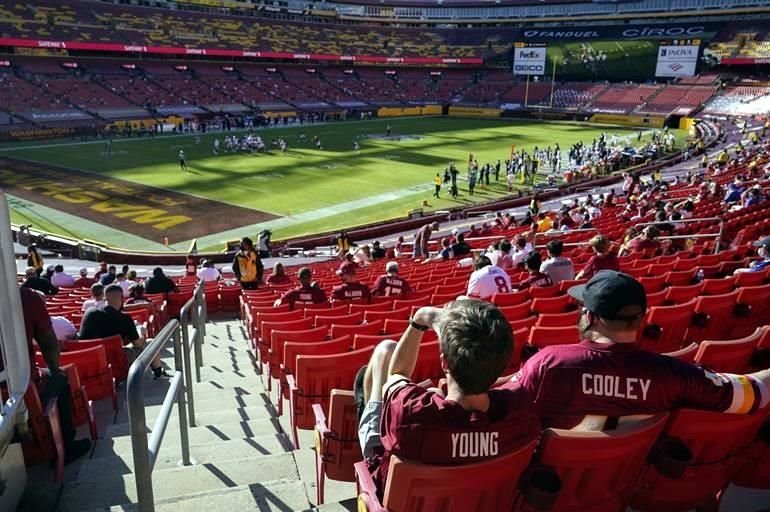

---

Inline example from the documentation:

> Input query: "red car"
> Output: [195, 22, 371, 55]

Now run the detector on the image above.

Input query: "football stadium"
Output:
[2, 0, 770, 510]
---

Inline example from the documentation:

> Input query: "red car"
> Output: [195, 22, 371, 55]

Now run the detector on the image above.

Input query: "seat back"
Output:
[699, 277, 735, 296]
[694, 329, 763, 373]
[630, 407, 770, 511]
[499, 301, 534, 322]
[353, 334, 395, 350]
[259, 317, 315, 361]
[330, 320, 384, 339]
[638, 300, 696, 354]
[686, 291, 738, 343]
[381, 441, 538, 512]
[316, 389, 361, 482]
[530, 295, 572, 316]
[269, 326, 329, 381]
[293, 346, 373, 430]
[528, 286, 561, 299]
[63, 335, 128, 382]
[316, 311, 364, 329]
[52, 345, 113, 402]
[663, 284, 702, 305]
[663, 342, 698, 363]
[527, 326, 580, 349]
[492, 289, 530, 307]
[412, 342, 443, 383]
[364, 306, 410, 323]
[22, 379, 64, 482]
[535, 311, 579, 327]
[731, 284, 770, 338]
[532, 414, 668, 512]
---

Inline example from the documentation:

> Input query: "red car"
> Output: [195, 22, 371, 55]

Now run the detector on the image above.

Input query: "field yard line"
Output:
[6, 194, 171, 251]
[170, 183, 434, 250]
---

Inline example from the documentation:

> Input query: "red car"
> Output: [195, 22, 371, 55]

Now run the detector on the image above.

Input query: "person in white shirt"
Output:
[511, 236, 534, 268]
[82, 283, 107, 312]
[51, 264, 75, 288]
[116, 273, 133, 297]
[540, 240, 575, 284]
[488, 239, 514, 270]
[51, 316, 77, 342]
[197, 260, 221, 282]
[466, 255, 512, 300]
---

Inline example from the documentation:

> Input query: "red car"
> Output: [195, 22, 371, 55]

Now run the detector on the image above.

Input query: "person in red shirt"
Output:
[371, 261, 412, 297]
[266, 262, 292, 286]
[20, 287, 92, 462]
[73, 267, 96, 288]
[93, 261, 108, 282]
[575, 235, 619, 280]
[274, 267, 327, 309]
[516, 251, 553, 290]
[354, 300, 540, 498]
[502, 271, 770, 430]
[330, 262, 370, 302]
[619, 225, 661, 257]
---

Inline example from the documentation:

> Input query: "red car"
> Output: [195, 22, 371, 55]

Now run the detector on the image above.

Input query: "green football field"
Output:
[1, 116, 672, 251]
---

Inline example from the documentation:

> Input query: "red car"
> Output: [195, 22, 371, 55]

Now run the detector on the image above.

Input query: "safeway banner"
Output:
[655, 40, 700, 77]
[513, 43, 546, 76]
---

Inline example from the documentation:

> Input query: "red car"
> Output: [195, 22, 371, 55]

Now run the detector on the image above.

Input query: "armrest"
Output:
[41, 396, 59, 418]
[286, 374, 297, 393]
[312, 403, 331, 438]
[354, 461, 385, 512]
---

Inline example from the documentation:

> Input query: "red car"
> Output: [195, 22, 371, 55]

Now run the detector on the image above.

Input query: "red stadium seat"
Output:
[528, 286, 561, 299]
[535, 311, 580, 327]
[531, 295, 573, 316]
[685, 290, 738, 343]
[355, 440, 538, 512]
[638, 300, 696, 354]
[61, 363, 97, 440]
[353, 334, 396, 350]
[350, 301, 392, 314]
[509, 316, 537, 332]
[730, 284, 770, 338]
[39, 345, 117, 411]
[515, 414, 667, 512]
[364, 306, 410, 323]
[734, 269, 768, 288]
[630, 406, 770, 512]
[330, 320, 384, 339]
[492, 290, 530, 307]
[499, 301, 534, 322]
[218, 284, 242, 312]
[313, 389, 360, 504]
[663, 342, 699, 363]
[699, 277, 735, 296]
[663, 284, 702, 305]
[258, 316, 314, 370]
[63, 335, 128, 383]
[287, 345, 372, 448]
[557, 279, 588, 293]
[694, 329, 764, 373]
[22, 378, 65, 483]
[527, 326, 580, 349]
[316, 311, 364, 329]
[269, 326, 329, 410]
[732, 418, 770, 489]
[431, 291, 460, 305]
[638, 275, 666, 294]
[304, 304, 347, 318]
[645, 290, 668, 307]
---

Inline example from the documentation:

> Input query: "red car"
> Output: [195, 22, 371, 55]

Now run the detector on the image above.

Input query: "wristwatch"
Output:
[409, 318, 430, 331]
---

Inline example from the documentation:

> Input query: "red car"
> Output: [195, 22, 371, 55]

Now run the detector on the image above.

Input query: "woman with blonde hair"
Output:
[575, 234, 619, 280]
[267, 261, 291, 285]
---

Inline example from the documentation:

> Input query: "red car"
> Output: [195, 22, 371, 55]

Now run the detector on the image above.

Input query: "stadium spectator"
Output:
[393, 236, 405, 258]
[51, 315, 77, 342]
[100, 265, 117, 286]
[73, 267, 95, 288]
[488, 239, 513, 270]
[336, 231, 352, 260]
[274, 267, 327, 309]
[575, 235, 619, 280]
[43, 265, 55, 282]
[536, 213, 553, 232]
[267, 262, 291, 285]
[511, 236, 534, 267]
[185, 255, 197, 277]
[736, 236, 770, 273]
[232, 237, 264, 290]
[22, 267, 57, 296]
[450, 233, 471, 258]
[82, 283, 106, 312]
[51, 264, 75, 288]
[370, 241, 386, 260]
[354, 300, 539, 498]
[517, 251, 554, 290]
[144, 267, 179, 294]
[331, 262, 371, 302]
[413, 221, 439, 259]
[20, 287, 91, 463]
[94, 261, 108, 281]
[540, 240, 575, 284]
[115, 273, 131, 297]
[372, 261, 412, 298]
[79, 285, 170, 378]
[421, 238, 453, 264]
[354, 245, 373, 266]
[503, 271, 770, 429]
[26, 244, 43, 276]
[619, 225, 661, 257]
[126, 283, 151, 305]
[197, 260, 221, 282]
[467, 255, 511, 300]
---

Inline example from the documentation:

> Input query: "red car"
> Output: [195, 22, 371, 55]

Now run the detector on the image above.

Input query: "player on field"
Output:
[386, 124, 392, 137]
[371, 261, 412, 298]
[466, 255, 511, 300]
[213, 138, 220, 155]
[354, 141, 360, 154]
[316, 138, 323, 150]
[502, 271, 770, 430]
[178, 150, 188, 172]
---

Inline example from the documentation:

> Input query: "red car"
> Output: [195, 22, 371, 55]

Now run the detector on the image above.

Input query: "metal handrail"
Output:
[634, 217, 725, 253]
[179, 282, 206, 428]
[0, 190, 31, 459]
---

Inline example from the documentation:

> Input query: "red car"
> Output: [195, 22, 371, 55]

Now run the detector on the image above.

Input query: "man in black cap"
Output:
[501, 270, 770, 430]
[735, 236, 770, 274]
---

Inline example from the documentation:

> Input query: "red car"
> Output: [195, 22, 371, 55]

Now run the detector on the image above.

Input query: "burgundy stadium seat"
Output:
[637, 299, 696, 354]
[663, 342, 699, 363]
[694, 329, 764, 374]
[313, 389, 360, 504]
[684, 290, 739, 343]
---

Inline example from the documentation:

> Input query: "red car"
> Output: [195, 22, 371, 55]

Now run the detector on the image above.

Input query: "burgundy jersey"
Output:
[580, 254, 620, 279]
[628, 238, 661, 254]
[331, 282, 371, 302]
[502, 340, 768, 429]
[368, 381, 540, 497]
[517, 271, 553, 290]
[279, 285, 327, 308]
[372, 275, 412, 297]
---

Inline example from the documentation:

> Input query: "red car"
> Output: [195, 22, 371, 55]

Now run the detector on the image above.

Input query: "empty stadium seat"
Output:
[694, 329, 764, 373]
[38, 345, 117, 411]
[22, 378, 65, 483]
[527, 326, 580, 349]
[313, 389, 360, 504]
[685, 290, 739, 343]
[663, 342, 699, 363]
[638, 300, 696, 354]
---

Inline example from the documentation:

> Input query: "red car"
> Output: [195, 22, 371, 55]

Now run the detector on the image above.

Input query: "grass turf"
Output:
[3, 117, 674, 247]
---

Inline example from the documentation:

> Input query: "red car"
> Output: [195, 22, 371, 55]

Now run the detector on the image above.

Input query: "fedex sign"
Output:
[513, 44, 546, 76]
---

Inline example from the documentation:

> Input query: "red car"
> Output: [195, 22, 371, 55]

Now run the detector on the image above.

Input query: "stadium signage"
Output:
[520, 23, 718, 41]
[0, 37, 483, 66]
[655, 41, 699, 77]
[621, 26, 705, 38]
[513, 43, 546, 76]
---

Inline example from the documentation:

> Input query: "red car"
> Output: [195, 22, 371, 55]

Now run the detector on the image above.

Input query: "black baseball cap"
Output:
[753, 236, 770, 250]
[568, 270, 647, 320]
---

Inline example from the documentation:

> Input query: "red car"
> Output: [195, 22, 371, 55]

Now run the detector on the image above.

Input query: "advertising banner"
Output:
[513, 43, 546, 76]
[655, 40, 700, 77]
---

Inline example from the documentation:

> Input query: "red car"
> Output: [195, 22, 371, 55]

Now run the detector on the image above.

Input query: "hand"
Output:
[412, 306, 443, 331]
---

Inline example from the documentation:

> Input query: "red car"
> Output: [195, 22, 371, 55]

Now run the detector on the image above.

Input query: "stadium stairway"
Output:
[18, 314, 357, 512]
